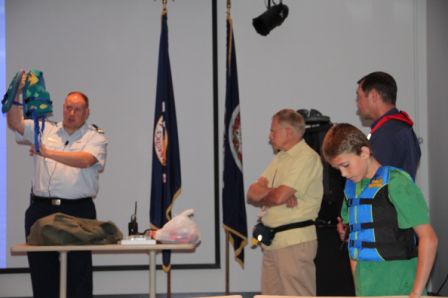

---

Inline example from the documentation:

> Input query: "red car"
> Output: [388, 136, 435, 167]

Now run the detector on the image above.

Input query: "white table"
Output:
[11, 242, 198, 298]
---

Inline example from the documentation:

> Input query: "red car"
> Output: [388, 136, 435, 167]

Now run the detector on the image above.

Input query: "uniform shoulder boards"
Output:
[90, 124, 105, 134]
[46, 119, 58, 126]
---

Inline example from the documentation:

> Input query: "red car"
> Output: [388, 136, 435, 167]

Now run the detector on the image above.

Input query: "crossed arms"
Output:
[247, 177, 297, 208]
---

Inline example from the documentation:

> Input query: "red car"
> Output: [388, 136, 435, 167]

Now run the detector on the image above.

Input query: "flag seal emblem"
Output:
[229, 105, 243, 170]
[154, 115, 167, 166]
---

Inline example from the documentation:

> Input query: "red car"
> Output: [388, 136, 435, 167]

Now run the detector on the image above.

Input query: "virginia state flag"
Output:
[222, 15, 248, 268]
[150, 11, 181, 272]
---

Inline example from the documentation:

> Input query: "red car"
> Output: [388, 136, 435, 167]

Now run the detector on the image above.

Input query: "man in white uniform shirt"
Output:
[7, 88, 107, 298]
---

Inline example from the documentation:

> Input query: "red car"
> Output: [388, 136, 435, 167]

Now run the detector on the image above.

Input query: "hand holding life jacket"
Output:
[2, 69, 53, 153]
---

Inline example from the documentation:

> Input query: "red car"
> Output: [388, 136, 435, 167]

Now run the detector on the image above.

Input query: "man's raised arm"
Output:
[6, 73, 25, 135]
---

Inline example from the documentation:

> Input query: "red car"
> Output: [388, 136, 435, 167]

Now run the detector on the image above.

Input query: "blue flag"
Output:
[150, 11, 181, 272]
[222, 15, 248, 268]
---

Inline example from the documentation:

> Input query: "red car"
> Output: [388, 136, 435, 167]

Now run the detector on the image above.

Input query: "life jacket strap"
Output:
[349, 222, 391, 232]
[347, 198, 373, 207]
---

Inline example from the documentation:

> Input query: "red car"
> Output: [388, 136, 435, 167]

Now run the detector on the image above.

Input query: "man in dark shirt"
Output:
[356, 71, 421, 179]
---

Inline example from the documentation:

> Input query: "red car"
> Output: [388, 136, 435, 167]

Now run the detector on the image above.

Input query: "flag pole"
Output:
[151, 0, 181, 293]
[167, 270, 171, 298]
[162, 1, 171, 297]
[225, 232, 230, 295]
[223, 0, 248, 294]
[224, 1, 231, 295]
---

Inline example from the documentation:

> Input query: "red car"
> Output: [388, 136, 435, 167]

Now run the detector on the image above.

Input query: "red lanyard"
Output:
[370, 110, 414, 135]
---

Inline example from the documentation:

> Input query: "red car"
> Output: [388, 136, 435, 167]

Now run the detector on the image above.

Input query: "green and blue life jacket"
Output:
[345, 166, 417, 261]
[1, 69, 52, 153]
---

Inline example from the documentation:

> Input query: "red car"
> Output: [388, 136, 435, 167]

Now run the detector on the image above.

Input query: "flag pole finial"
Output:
[162, 0, 167, 14]
[227, 0, 231, 17]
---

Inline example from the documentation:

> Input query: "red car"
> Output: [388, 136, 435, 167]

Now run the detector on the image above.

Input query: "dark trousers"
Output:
[25, 195, 96, 298]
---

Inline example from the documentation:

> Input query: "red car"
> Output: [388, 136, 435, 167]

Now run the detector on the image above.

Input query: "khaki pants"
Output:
[261, 240, 317, 296]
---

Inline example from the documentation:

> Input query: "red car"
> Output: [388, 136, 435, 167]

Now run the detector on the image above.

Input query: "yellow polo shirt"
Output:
[261, 139, 323, 250]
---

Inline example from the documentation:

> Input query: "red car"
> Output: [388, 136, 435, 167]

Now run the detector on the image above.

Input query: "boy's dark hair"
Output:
[357, 71, 397, 105]
[322, 123, 371, 162]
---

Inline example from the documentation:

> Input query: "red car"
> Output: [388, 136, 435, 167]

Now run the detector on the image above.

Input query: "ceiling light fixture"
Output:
[252, 0, 289, 36]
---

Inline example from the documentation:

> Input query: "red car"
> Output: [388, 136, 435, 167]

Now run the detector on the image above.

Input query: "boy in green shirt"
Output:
[321, 123, 438, 297]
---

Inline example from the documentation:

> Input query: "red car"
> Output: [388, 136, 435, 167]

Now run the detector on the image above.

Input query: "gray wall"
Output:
[1, 0, 440, 297]
[427, 0, 448, 296]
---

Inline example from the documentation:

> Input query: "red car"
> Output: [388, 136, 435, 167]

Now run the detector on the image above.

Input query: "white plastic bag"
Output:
[154, 209, 200, 244]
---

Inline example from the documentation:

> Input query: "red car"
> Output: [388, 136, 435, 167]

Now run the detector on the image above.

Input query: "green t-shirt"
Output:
[341, 167, 429, 296]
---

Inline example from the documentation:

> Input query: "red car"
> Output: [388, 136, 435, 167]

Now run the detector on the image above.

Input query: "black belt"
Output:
[272, 220, 315, 233]
[252, 220, 315, 246]
[31, 194, 92, 206]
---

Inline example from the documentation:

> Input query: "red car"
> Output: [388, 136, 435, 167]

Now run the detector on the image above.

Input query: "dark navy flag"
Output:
[222, 15, 248, 268]
[150, 12, 181, 272]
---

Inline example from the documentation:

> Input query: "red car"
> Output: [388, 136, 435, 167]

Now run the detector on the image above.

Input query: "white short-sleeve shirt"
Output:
[16, 120, 108, 199]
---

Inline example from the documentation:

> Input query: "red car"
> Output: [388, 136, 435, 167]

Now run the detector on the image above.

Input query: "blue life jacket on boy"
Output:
[344, 166, 417, 261]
